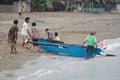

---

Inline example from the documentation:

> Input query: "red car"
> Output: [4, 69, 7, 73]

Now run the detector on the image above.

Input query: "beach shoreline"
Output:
[0, 12, 120, 72]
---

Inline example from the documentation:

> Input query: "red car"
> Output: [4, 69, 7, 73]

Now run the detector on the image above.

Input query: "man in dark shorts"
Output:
[8, 20, 19, 54]
[19, 6, 24, 17]
[31, 22, 40, 51]
[82, 32, 97, 59]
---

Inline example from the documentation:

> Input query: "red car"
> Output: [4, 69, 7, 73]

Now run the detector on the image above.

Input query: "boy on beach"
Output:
[18, 6, 24, 17]
[21, 17, 31, 48]
[8, 20, 19, 54]
[82, 32, 97, 59]
[31, 22, 40, 52]
[45, 28, 53, 40]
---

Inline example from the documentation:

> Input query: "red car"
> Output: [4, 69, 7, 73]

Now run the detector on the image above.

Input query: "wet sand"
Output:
[0, 12, 120, 72]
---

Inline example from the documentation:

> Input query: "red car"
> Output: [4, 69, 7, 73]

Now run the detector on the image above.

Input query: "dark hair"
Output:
[25, 17, 30, 21]
[54, 32, 58, 36]
[90, 32, 96, 35]
[32, 22, 36, 26]
[13, 19, 18, 24]
[45, 28, 49, 32]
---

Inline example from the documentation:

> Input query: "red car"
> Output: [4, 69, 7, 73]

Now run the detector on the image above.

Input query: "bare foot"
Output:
[10, 52, 14, 54]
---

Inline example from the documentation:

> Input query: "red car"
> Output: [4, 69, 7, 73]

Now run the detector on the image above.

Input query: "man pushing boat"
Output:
[82, 32, 115, 59]
[82, 32, 97, 59]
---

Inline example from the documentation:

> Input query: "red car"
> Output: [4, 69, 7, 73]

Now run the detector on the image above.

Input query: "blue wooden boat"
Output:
[37, 38, 102, 58]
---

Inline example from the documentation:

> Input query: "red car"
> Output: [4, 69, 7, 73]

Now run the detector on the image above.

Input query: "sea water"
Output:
[0, 38, 120, 80]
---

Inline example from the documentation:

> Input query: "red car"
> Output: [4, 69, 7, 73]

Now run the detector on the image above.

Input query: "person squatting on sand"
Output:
[8, 20, 19, 54]
[21, 17, 31, 48]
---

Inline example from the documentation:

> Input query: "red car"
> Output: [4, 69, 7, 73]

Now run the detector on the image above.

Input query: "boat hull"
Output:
[38, 38, 102, 58]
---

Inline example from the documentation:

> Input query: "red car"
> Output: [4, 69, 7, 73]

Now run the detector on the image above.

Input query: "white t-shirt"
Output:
[53, 36, 60, 41]
[21, 22, 29, 35]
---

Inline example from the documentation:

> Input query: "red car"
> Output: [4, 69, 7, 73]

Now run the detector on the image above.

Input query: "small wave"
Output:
[17, 69, 54, 80]
[106, 43, 120, 51]
[102, 38, 120, 51]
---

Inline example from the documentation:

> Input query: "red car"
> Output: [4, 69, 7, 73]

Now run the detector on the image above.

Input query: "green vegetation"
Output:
[83, 0, 101, 8]
[1, 0, 120, 11]
[31, 0, 47, 11]
[0, 0, 18, 4]
[31, 0, 54, 11]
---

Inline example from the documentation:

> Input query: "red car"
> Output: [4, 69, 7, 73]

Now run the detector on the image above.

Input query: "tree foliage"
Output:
[31, 0, 54, 11]
[31, 0, 65, 11]
[0, 0, 18, 4]
[83, 0, 101, 8]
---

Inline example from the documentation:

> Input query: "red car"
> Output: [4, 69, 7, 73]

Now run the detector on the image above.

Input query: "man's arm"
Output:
[14, 27, 19, 42]
[25, 24, 31, 37]
[82, 37, 88, 45]
[8, 28, 11, 42]
[27, 29, 31, 37]
[31, 28, 37, 38]
[8, 32, 10, 42]
[94, 37, 97, 48]
[14, 31, 17, 42]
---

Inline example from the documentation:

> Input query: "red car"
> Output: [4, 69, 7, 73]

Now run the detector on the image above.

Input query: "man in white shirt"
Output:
[21, 17, 31, 48]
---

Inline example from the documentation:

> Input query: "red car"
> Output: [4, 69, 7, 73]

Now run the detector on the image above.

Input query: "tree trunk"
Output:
[65, 1, 69, 11]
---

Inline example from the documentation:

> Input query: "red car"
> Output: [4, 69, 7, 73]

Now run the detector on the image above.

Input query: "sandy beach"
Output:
[0, 12, 120, 79]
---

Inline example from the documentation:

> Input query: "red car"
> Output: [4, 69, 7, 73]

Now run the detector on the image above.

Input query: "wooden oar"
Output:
[28, 41, 67, 48]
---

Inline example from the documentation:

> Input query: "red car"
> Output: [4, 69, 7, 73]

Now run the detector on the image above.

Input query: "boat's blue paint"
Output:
[38, 38, 102, 58]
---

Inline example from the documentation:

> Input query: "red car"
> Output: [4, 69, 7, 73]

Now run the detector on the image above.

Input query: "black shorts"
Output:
[86, 46, 95, 54]
[19, 12, 21, 16]
[32, 38, 38, 46]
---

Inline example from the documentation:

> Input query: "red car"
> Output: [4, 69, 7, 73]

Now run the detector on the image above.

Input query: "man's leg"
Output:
[19, 12, 20, 16]
[22, 41, 25, 47]
[24, 35, 30, 49]
[22, 35, 25, 47]
[10, 43, 14, 53]
[14, 43, 17, 54]
[85, 46, 89, 59]
[91, 46, 95, 57]
[10, 46, 13, 53]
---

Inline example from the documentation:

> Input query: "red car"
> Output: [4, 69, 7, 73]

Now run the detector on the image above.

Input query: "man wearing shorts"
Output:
[31, 22, 40, 51]
[19, 6, 24, 17]
[21, 17, 31, 48]
[8, 20, 19, 54]
[82, 32, 97, 59]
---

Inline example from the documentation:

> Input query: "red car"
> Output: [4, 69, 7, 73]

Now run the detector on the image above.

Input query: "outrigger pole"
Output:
[28, 41, 67, 48]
